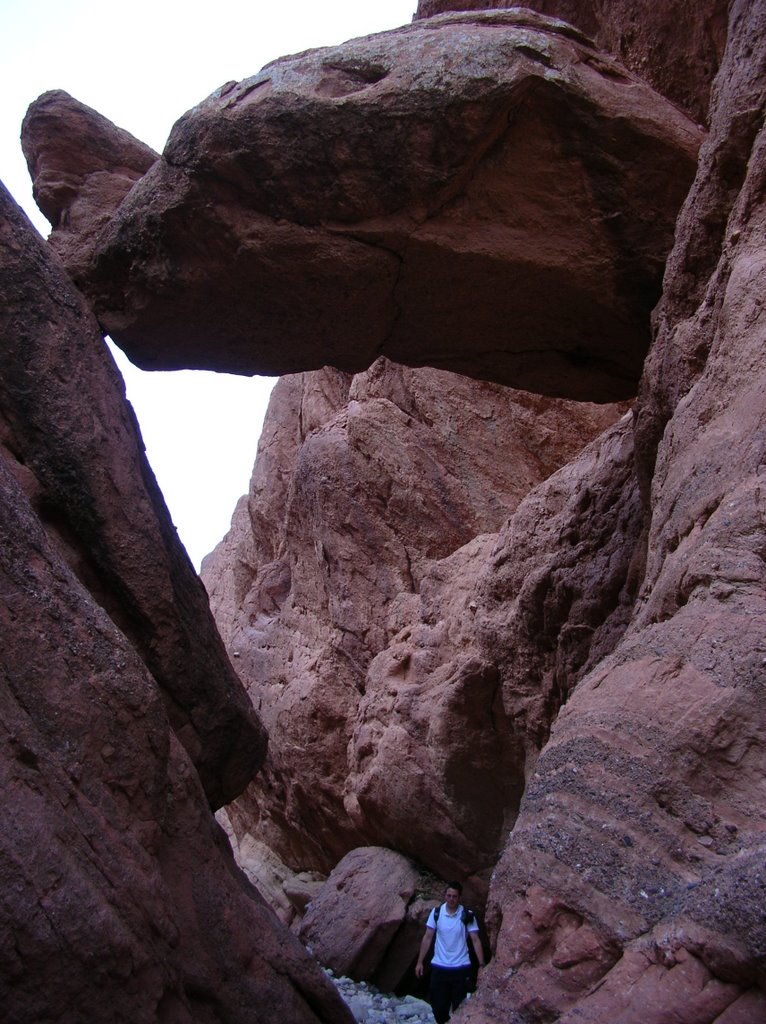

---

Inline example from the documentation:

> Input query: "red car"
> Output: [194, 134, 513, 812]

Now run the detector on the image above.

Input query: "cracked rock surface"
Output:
[23, 10, 701, 401]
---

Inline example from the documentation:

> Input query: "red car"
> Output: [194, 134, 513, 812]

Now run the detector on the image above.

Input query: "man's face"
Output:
[445, 887, 460, 909]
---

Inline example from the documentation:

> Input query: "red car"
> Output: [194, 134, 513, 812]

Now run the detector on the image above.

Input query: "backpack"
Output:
[433, 904, 475, 928]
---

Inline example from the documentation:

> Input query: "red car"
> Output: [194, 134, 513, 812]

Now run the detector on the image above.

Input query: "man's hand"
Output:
[416, 925, 435, 979]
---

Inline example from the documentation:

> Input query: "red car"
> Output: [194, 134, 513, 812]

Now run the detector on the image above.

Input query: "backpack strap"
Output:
[434, 904, 475, 929]
[429, 903, 481, 978]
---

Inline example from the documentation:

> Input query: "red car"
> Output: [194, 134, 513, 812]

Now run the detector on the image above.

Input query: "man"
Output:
[415, 881, 485, 1023]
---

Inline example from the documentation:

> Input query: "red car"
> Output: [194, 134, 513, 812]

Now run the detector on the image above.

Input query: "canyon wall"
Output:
[6, 0, 766, 1020]
[465, 1, 766, 1020]
[202, 361, 627, 890]
[0, 187, 350, 1023]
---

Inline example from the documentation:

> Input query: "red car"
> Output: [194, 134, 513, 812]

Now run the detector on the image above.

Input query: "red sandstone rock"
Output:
[207, 2, 766, 1014]
[203, 358, 625, 886]
[217, 807, 325, 926]
[344, 534, 515, 887]
[21, 89, 158, 270]
[12, 1, 766, 1019]
[414, 0, 728, 125]
[458, 1, 766, 1020]
[477, 411, 643, 752]
[24, 12, 701, 401]
[339, 412, 643, 909]
[299, 847, 422, 987]
[0, 449, 353, 1024]
[0, 183, 264, 809]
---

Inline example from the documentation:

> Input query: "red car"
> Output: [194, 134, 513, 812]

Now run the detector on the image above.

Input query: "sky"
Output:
[1, 0, 418, 568]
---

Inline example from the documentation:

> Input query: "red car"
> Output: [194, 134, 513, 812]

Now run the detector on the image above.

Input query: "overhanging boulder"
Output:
[23, 10, 702, 402]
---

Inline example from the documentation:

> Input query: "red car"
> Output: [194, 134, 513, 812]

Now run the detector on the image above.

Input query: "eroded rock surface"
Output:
[23, 12, 701, 401]
[0, 205, 352, 1020]
[458, 1, 766, 1020]
[202, 358, 626, 889]
[21, 90, 158, 277]
[0, 183, 264, 809]
[415, 0, 728, 124]
[217, 806, 325, 927]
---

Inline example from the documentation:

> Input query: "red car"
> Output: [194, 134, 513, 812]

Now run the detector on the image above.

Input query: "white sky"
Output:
[1, 0, 417, 568]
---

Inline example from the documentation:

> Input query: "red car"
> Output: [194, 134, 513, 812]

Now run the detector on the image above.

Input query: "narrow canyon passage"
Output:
[2, 1, 765, 1022]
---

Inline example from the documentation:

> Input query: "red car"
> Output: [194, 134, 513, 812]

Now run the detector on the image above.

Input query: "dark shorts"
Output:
[429, 964, 473, 1024]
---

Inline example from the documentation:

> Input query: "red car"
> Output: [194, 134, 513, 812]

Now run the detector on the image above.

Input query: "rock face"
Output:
[217, 806, 325, 927]
[201, 360, 626, 889]
[415, 0, 729, 126]
[10, 0, 766, 1020]
[22, 11, 702, 401]
[0, 183, 264, 810]
[457, 1, 766, 1020]
[0, 191, 351, 1023]
[21, 90, 158, 278]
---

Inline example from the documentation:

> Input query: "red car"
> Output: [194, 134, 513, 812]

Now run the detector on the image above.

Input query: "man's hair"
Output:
[445, 881, 463, 894]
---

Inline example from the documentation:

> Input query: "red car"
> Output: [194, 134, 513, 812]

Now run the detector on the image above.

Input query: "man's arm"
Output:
[415, 927, 435, 978]
[470, 929, 485, 968]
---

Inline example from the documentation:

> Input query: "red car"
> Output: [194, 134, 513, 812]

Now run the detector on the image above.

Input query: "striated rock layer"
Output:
[22, 11, 702, 402]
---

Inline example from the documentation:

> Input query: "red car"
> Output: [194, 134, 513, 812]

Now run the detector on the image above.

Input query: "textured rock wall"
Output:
[202, 360, 625, 887]
[0, 183, 264, 810]
[0, 188, 352, 1023]
[459, 1, 766, 1020]
[415, 0, 729, 125]
[8, 0, 766, 1019]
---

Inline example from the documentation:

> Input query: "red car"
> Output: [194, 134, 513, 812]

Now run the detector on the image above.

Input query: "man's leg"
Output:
[429, 967, 452, 1024]
[447, 966, 473, 1013]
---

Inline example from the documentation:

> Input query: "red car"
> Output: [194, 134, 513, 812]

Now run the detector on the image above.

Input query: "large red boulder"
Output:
[414, 0, 728, 124]
[22, 11, 701, 402]
[299, 847, 424, 989]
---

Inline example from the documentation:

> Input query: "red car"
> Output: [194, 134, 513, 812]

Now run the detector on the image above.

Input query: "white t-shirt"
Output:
[427, 903, 479, 968]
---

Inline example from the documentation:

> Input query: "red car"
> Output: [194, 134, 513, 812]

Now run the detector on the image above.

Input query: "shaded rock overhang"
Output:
[23, 10, 703, 404]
